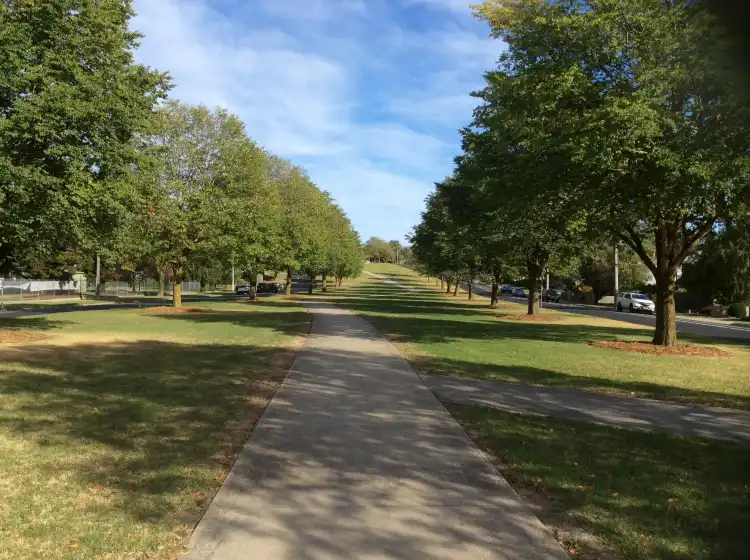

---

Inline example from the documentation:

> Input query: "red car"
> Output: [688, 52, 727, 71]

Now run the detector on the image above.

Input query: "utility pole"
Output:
[231, 263, 236, 292]
[95, 254, 101, 298]
[546, 270, 550, 291]
[614, 244, 620, 310]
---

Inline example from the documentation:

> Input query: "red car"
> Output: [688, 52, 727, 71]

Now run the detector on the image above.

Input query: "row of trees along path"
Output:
[410, 0, 750, 346]
[0, 2, 363, 307]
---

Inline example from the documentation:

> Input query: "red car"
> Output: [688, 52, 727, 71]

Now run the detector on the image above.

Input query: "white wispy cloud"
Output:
[131, 0, 498, 241]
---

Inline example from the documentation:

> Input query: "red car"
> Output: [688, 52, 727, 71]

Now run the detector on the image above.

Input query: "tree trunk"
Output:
[285, 267, 293, 296]
[172, 279, 183, 308]
[653, 231, 678, 346]
[526, 262, 542, 315]
[445, 278, 451, 293]
[468, 280, 474, 300]
[453, 279, 460, 296]
[490, 270, 501, 309]
[439, 277, 444, 290]
[322, 272, 328, 292]
[308, 275, 314, 295]
[157, 271, 165, 297]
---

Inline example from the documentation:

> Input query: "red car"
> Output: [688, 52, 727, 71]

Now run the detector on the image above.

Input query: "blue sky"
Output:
[131, 0, 502, 243]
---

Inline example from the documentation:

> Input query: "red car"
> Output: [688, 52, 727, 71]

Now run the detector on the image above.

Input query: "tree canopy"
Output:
[0, 2, 361, 306]
[410, 0, 750, 345]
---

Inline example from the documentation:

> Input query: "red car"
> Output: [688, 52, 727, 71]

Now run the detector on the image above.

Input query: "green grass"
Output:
[0, 300, 310, 560]
[0, 298, 107, 312]
[321, 264, 750, 410]
[452, 405, 750, 560]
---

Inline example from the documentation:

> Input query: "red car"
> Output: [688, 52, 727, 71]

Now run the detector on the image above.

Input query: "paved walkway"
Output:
[185, 303, 567, 560]
[423, 375, 750, 444]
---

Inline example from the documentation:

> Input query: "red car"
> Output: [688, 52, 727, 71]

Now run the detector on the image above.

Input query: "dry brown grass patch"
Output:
[0, 329, 48, 344]
[500, 314, 564, 322]
[590, 341, 729, 357]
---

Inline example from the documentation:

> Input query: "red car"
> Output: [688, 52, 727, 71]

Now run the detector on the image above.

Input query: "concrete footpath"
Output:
[185, 303, 567, 560]
[424, 375, 750, 444]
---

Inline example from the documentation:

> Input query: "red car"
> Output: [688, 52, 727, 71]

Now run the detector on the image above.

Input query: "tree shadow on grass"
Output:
[152, 309, 311, 336]
[1, 340, 570, 560]
[413, 354, 750, 411]
[452, 405, 750, 560]
[0, 340, 297, 528]
[0, 316, 72, 331]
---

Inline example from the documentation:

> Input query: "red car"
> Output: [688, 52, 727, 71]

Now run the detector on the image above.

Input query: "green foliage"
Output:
[464, 0, 750, 343]
[0, 0, 170, 273]
[363, 237, 394, 262]
[680, 221, 750, 305]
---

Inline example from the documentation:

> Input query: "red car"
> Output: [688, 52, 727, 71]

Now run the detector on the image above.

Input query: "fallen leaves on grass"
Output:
[500, 314, 563, 322]
[0, 329, 47, 344]
[590, 341, 729, 357]
[141, 306, 212, 314]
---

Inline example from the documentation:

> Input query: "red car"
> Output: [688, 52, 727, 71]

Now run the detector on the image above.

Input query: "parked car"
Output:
[512, 287, 528, 298]
[542, 289, 562, 303]
[616, 292, 655, 314]
[500, 284, 514, 295]
[257, 281, 282, 293]
[235, 284, 251, 295]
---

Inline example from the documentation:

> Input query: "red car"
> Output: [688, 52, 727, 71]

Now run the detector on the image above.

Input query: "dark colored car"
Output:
[512, 287, 528, 298]
[542, 289, 562, 303]
[257, 282, 282, 293]
[500, 285, 514, 294]
[235, 282, 282, 295]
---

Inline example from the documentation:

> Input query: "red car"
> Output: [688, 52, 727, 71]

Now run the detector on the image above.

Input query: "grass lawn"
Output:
[451, 405, 750, 560]
[321, 264, 750, 410]
[0, 300, 310, 560]
[0, 298, 108, 312]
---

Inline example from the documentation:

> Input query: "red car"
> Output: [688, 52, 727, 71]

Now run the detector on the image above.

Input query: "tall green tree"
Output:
[266, 156, 332, 296]
[136, 102, 280, 306]
[475, 0, 750, 343]
[0, 0, 169, 274]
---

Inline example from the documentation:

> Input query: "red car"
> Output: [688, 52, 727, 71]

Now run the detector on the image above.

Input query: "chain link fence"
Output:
[0, 278, 83, 302]
[0, 277, 205, 303]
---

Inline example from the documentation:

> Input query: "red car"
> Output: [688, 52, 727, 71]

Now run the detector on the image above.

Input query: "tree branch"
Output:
[670, 218, 716, 274]
[614, 224, 657, 275]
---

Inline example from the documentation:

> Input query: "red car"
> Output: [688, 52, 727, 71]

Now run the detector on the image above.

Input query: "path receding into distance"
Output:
[185, 303, 567, 560]
[423, 375, 750, 443]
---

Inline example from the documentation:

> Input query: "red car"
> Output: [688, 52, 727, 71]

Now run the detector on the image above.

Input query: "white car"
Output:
[616, 292, 656, 314]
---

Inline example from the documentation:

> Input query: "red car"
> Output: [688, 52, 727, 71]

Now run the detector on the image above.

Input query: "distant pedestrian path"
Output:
[424, 374, 750, 444]
[185, 303, 567, 560]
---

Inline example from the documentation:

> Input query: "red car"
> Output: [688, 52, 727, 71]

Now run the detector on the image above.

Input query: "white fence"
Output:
[0, 278, 83, 301]
[0, 277, 205, 302]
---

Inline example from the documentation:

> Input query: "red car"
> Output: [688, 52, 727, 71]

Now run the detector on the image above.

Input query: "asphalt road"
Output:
[472, 282, 750, 343]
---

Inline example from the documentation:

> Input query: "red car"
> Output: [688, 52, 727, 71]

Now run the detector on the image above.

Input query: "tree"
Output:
[363, 237, 394, 263]
[0, 0, 170, 274]
[458, 67, 589, 315]
[265, 156, 333, 296]
[388, 240, 403, 264]
[475, 0, 750, 343]
[136, 101, 281, 306]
